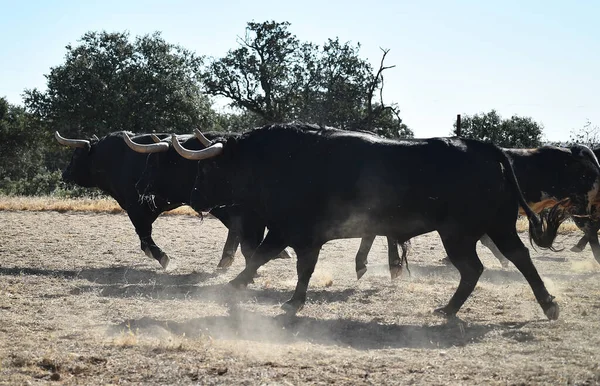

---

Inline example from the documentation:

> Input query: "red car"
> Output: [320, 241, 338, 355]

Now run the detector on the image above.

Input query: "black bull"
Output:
[481, 146, 600, 266]
[173, 123, 565, 320]
[359, 145, 600, 271]
[129, 131, 410, 276]
[569, 148, 600, 256]
[55, 131, 294, 269]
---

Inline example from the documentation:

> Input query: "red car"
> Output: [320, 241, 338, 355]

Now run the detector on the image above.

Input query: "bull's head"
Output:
[170, 131, 231, 212]
[55, 131, 97, 187]
[124, 130, 219, 207]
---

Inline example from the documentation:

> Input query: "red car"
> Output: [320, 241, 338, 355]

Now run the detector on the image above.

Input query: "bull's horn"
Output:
[150, 134, 162, 143]
[122, 133, 170, 153]
[55, 131, 90, 148]
[171, 134, 223, 160]
[194, 128, 213, 147]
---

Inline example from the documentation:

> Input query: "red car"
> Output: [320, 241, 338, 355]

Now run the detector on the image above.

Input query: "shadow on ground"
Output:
[0, 266, 218, 285]
[109, 310, 534, 350]
[395, 262, 599, 285]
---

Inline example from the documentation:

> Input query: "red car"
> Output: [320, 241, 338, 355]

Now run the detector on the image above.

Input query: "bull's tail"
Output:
[496, 149, 566, 249]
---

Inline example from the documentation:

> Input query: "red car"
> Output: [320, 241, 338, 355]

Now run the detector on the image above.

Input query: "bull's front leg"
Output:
[281, 246, 321, 315]
[229, 230, 288, 289]
[217, 230, 241, 268]
[127, 209, 169, 269]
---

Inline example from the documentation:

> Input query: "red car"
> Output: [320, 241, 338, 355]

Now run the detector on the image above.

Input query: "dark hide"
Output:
[568, 148, 600, 262]
[440, 145, 600, 267]
[186, 123, 565, 319]
[60, 132, 242, 268]
[135, 133, 401, 271]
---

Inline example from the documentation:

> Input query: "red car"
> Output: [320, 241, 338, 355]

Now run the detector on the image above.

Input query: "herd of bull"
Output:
[54, 123, 600, 321]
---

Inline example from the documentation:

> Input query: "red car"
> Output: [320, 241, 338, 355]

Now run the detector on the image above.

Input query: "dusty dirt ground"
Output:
[1, 210, 600, 385]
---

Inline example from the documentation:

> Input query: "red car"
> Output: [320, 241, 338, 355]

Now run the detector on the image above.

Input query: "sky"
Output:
[1, 0, 598, 141]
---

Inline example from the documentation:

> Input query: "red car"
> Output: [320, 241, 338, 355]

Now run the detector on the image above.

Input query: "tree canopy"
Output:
[202, 21, 412, 138]
[24, 31, 214, 138]
[453, 110, 543, 148]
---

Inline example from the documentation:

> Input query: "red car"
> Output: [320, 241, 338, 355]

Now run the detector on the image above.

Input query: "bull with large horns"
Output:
[171, 123, 565, 320]
[55, 130, 290, 269]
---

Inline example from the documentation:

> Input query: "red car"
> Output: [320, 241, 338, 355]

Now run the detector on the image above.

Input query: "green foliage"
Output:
[24, 31, 214, 139]
[0, 98, 49, 185]
[202, 21, 412, 138]
[5, 23, 418, 196]
[453, 110, 543, 148]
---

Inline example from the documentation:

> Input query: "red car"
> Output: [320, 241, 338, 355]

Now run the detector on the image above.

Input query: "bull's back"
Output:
[243, 130, 510, 238]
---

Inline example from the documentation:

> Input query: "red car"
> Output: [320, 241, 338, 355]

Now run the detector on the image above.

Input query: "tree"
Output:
[453, 110, 543, 148]
[202, 21, 412, 138]
[0, 97, 62, 195]
[24, 31, 215, 139]
[568, 120, 599, 149]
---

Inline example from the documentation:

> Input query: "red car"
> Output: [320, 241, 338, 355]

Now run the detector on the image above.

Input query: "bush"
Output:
[0, 169, 104, 198]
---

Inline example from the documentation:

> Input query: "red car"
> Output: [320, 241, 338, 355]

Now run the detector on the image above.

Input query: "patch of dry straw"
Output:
[0, 196, 198, 216]
[0, 196, 583, 233]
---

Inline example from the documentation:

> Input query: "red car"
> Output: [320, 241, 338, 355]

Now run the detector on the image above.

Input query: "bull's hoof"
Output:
[390, 264, 402, 280]
[570, 245, 584, 253]
[143, 247, 153, 260]
[281, 299, 304, 315]
[356, 267, 367, 280]
[433, 306, 456, 318]
[543, 302, 560, 320]
[228, 277, 250, 290]
[159, 253, 170, 269]
[217, 256, 235, 269]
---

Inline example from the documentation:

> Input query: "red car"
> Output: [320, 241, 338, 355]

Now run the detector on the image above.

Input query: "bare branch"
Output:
[362, 48, 396, 130]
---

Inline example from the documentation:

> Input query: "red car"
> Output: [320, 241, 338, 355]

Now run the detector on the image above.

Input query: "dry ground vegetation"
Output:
[0, 196, 599, 385]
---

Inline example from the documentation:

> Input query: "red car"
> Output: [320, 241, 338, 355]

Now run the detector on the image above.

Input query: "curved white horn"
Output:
[122, 133, 170, 153]
[171, 134, 223, 160]
[55, 131, 90, 148]
[194, 128, 213, 147]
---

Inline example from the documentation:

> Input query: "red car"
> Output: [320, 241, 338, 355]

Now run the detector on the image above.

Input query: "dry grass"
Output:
[0, 195, 583, 235]
[516, 217, 580, 234]
[1, 210, 599, 385]
[0, 195, 198, 216]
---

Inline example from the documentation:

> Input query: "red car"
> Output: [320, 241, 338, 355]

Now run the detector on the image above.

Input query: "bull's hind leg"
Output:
[388, 237, 403, 280]
[571, 216, 591, 252]
[281, 246, 321, 315]
[355, 235, 375, 279]
[435, 235, 483, 318]
[578, 218, 600, 264]
[487, 229, 559, 320]
[571, 236, 588, 253]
